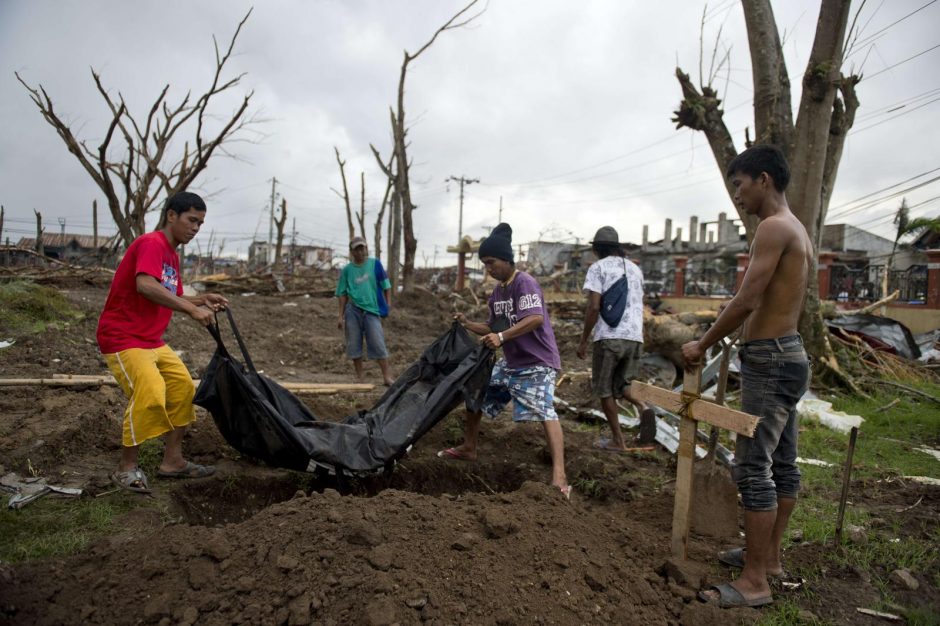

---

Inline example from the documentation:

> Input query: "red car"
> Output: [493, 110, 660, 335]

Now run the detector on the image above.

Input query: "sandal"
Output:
[698, 582, 773, 608]
[110, 468, 151, 494]
[718, 548, 788, 579]
[156, 461, 215, 479]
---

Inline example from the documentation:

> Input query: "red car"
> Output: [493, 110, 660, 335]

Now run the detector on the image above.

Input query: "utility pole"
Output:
[446, 175, 479, 242]
[498, 196, 503, 223]
[290, 217, 297, 274]
[58, 217, 66, 238]
[268, 176, 278, 263]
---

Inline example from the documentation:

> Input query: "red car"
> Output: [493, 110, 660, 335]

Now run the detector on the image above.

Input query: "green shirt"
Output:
[335, 257, 391, 316]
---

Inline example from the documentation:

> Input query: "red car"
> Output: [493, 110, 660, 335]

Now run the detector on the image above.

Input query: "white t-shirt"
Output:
[582, 256, 644, 343]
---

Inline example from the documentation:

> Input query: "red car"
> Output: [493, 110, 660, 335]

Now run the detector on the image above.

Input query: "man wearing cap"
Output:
[577, 226, 655, 451]
[336, 237, 394, 385]
[441, 223, 570, 498]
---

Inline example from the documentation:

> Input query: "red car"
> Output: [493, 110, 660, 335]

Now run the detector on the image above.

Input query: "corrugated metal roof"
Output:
[16, 233, 120, 249]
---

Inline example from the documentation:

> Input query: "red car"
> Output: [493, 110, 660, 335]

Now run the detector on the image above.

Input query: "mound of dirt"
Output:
[1, 283, 938, 625]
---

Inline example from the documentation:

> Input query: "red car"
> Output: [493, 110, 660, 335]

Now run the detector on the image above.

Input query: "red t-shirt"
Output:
[96, 231, 182, 353]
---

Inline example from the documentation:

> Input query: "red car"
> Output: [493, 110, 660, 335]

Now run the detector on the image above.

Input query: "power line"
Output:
[865, 42, 940, 80]
[846, 0, 938, 58]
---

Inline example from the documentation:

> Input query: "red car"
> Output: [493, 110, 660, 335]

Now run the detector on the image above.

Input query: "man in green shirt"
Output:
[335, 237, 394, 385]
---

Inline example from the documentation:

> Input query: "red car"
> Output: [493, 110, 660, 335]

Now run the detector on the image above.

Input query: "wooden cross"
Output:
[631, 365, 760, 559]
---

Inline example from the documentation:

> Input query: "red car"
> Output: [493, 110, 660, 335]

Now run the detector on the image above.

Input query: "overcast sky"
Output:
[1, 0, 938, 265]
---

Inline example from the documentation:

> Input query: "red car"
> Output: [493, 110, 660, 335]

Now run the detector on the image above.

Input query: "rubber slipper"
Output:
[698, 582, 773, 608]
[719, 548, 787, 579]
[110, 468, 151, 494]
[156, 461, 215, 479]
[436, 448, 475, 461]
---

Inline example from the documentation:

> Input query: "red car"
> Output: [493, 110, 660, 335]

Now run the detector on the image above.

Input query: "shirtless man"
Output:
[681, 144, 813, 609]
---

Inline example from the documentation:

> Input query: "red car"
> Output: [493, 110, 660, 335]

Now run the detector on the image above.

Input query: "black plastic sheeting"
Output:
[194, 309, 494, 475]
[826, 313, 921, 360]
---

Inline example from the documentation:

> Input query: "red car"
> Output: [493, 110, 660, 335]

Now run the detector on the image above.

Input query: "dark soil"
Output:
[0, 283, 936, 625]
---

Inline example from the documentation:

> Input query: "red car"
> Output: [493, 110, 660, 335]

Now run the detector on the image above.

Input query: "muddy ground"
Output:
[0, 281, 937, 625]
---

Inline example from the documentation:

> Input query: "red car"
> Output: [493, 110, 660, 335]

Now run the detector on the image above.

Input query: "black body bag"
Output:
[194, 309, 494, 475]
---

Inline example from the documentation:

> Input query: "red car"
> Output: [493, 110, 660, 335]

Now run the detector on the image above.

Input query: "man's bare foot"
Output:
[593, 437, 627, 452]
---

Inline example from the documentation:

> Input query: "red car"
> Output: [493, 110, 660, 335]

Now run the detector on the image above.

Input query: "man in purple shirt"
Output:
[439, 223, 570, 498]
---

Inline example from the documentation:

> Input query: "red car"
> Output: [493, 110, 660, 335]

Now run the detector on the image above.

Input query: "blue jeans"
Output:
[733, 335, 810, 512]
[344, 304, 388, 360]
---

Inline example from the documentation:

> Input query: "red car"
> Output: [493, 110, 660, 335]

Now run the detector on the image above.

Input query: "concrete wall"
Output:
[661, 297, 939, 334]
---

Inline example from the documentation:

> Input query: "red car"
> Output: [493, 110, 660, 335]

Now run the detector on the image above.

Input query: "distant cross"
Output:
[631, 366, 759, 559]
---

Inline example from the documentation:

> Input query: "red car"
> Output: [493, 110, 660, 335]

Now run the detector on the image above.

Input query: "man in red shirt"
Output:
[97, 192, 228, 493]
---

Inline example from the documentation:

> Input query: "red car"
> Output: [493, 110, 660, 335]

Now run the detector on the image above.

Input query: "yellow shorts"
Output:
[103, 344, 196, 447]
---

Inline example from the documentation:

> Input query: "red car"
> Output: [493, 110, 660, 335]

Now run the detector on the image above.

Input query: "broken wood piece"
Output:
[2, 376, 374, 393]
[856, 607, 902, 621]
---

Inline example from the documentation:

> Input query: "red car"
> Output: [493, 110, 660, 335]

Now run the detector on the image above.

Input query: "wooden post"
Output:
[456, 252, 466, 291]
[671, 366, 701, 559]
[631, 369, 759, 561]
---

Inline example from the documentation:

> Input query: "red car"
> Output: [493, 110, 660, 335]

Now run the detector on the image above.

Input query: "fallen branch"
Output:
[835, 290, 899, 316]
[862, 377, 940, 405]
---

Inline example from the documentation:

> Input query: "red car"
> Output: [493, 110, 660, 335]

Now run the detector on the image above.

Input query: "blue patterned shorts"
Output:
[481, 358, 559, 422]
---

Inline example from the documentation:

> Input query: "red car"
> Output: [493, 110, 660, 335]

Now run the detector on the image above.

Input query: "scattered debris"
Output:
[895, 496, 923, 513]
[856, 607, 902, 621]
[797, 398, 864, 434]
[903, 476, 940, 486]
[0, 472, 83, 509]
[795, 457, 835, 467]
[915, 446, 940, 462]
[0, 339, 14, 349]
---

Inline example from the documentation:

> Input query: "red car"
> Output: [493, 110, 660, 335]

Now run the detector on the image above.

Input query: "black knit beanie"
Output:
[478, 223, 514, 262]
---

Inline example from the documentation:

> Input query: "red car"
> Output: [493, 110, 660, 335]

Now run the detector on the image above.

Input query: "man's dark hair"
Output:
[164, 191, 207, 216]
[593, 242, 625, 260]
[726, 144, 791, 192]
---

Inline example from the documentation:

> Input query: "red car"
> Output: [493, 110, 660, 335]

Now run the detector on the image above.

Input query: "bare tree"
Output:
[371, 143, 402, 289]
[332, 146, 356, 242]
[384, 0, 484, 291]
[372, 152, 395, 263]
[34, 210, 44, 256]
[16, 11, 260, 247]
[672, 0, 862, 376]
[358, 172, 367, 239]
[274, 198, 288, 267]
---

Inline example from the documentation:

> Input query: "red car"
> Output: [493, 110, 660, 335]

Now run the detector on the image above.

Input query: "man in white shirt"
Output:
[577, 226, 655, 451]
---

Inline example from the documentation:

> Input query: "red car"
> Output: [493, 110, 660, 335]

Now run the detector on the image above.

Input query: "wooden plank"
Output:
[631, 381, 758, 437]
[1, 377, 374, 392]
[671, 367, 701, 559]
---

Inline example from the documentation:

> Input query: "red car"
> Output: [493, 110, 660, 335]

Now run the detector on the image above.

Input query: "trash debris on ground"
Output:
[827, 314, 921, 360]
[796, 457, 836, 467]
[915, 446, 940, 462]
[0, 339, 14, 349]
[903, 476, 940, 486]
[797, 398, 865, 434]
[0, 472, 83, 509]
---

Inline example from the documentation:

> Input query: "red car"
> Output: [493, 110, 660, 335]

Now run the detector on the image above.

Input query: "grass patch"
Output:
[0, 280, 83, 337]
[757, 599, 830, 625]
[0, 494, 139, 564]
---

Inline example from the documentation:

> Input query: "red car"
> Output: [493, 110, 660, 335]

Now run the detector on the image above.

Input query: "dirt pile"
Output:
[0, 283, 937, 625]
